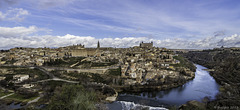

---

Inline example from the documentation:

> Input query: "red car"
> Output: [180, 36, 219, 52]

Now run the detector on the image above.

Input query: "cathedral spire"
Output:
[97, 40, 100, 48]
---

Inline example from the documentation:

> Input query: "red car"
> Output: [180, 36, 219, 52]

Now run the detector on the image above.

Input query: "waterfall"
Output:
[114, 101, 168, 110]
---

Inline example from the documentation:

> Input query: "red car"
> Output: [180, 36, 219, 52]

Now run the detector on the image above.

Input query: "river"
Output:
[107, 64, 220, 110]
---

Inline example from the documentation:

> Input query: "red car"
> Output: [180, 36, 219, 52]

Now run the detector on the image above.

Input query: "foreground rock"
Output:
[179, 100, 205, 110]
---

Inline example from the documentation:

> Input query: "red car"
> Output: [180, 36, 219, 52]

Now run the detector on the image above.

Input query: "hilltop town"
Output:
[0, 41, 196, 109]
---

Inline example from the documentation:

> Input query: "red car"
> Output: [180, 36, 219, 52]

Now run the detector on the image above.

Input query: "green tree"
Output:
[73, 92, 96, 110]
[47, 84, 97, 110]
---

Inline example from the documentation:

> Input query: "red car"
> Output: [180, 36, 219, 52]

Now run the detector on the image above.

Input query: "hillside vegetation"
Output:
[184, 49, 240, 109]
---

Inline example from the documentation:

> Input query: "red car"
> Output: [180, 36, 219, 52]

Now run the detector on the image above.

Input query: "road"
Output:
[0, 64, 117, 99]
[1, 65, 79, 84]
[27, 96, 41, 104]
[0, 93, 14, 99]
[0, 65, 118, 106]
[35, 77, 78, 83]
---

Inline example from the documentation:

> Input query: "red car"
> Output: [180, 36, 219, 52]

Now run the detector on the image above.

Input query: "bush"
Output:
[171, 55, 196, 72]
[47, 84, 97, 110]
[108, 67, 121, 76]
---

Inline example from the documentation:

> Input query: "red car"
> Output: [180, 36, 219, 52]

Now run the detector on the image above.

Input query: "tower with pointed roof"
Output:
[97, 41, 100, 48]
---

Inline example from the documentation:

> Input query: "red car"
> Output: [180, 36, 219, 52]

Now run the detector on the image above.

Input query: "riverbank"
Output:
[108, 64, 219, 109]
[113, 77, 194, 93]
[183, 50, 240, 109]
[0, 92, 40, 110]
[111, 71, 195, 93]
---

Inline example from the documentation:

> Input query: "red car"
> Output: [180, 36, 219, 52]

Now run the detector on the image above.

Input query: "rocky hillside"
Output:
[183, 48, 240, 109]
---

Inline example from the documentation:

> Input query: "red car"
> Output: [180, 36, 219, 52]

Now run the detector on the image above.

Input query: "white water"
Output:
[107, 101, 168, 110]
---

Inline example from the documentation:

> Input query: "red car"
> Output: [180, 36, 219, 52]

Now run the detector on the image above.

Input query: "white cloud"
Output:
[55, 1, 240, 37]
[1, 0, 240, 40]
[0, 26, 240, 49]
[0, 26, 37, 38]
[217, 34, 240, 47]
[0, 8, 29, 21]
[0, 26, 51, 38]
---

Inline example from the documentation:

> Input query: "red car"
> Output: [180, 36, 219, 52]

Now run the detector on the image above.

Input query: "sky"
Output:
[1, 0, 240, 49]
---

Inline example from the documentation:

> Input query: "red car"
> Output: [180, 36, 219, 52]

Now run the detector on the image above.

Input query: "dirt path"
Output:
[0, 93, 14, 99]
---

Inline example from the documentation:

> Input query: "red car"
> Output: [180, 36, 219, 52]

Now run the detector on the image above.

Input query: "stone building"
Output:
[69, 43, 99, 57]
[13, 74, 29, 83]
[70, 48, 97, 57]
[140, 41, 153, 48]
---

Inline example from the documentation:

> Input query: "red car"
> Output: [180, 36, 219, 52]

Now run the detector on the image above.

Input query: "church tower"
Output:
[97, 41, 100, 48]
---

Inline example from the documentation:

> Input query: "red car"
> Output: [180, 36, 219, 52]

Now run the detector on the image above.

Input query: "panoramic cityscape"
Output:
[0, 0, 240, 110]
